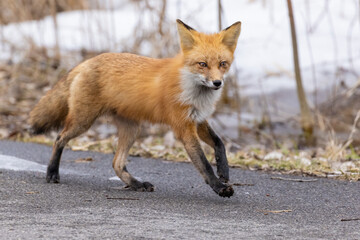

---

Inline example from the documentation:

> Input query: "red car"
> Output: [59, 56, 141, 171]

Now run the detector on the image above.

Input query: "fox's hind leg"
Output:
[112, 117, 154, 192]
[197, 121, 229, 183]
[46, 107, 100, 183]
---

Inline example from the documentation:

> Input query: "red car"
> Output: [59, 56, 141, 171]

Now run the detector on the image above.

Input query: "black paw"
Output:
[142, 182, 155, 192]
[46, 169, 60, 183]
[212, 182, 234, 198]
[218, 185, 234, 198]
[127, 182, 155, 192]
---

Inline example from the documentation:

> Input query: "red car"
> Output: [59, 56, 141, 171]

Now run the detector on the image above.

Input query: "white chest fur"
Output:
[179, 69, 222, 122]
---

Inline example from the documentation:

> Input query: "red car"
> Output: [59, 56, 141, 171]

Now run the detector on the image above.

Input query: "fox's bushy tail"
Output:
[29, 75, 71, 134]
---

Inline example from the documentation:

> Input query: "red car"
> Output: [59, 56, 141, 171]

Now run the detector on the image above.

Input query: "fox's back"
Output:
[67, 53, 184, 123]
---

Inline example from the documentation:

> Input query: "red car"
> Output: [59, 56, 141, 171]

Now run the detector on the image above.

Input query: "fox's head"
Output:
[176, 19, 241, 90]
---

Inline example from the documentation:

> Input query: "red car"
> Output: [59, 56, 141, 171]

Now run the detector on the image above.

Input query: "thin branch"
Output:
[271, 176, 318, 182]
[158, 0, 167, 36]
[218, 0, 222, 31]
[341, 218, 360, 222]
[286, 0, 314, 144]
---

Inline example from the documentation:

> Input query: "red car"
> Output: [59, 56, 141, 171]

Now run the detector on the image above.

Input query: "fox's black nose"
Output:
[213, 80, 222, 87]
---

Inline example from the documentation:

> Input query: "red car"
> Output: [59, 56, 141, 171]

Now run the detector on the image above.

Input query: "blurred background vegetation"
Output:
[0, 0, 359, 180]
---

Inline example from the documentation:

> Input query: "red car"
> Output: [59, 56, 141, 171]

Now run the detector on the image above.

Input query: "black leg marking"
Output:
[197, 145, 233, 197]
[183, 137, 233, 198]
[198, 122, 230, 182]
[46, 139, 64, 183]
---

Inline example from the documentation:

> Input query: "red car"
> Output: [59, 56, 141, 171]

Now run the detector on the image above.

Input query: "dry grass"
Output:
[16, 130, 360, 181]
[325, 110, 360, 161]
[0, 0, 87, 24]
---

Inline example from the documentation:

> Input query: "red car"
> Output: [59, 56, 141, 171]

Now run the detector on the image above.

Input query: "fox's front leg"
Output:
[174, 123, 233, 197]
[197, 121, 229, 183]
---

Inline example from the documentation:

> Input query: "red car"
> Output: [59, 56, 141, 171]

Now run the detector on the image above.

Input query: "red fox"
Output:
[29, 19, 241, 198]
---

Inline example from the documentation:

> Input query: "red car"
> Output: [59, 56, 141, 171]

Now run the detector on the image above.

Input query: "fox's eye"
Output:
[198, 62, 207, 68]
[219, 61, 227, 67]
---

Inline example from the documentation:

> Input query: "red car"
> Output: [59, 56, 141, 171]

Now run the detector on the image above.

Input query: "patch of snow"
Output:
[109, 176, 120, 181]
[0, 154, 85, 175]
[0, 154, 47, 172]
[109, 176, 143, 182]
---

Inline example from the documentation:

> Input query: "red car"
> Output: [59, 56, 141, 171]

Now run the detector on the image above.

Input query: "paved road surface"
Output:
[0, 140, 359, 239]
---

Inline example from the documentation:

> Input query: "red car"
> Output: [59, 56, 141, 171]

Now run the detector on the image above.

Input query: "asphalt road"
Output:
[0, 140, 359, 239]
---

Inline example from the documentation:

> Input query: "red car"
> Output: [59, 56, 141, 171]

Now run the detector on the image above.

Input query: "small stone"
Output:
[151, 145, 165, 151]
[318, 157, 328, 163]
[163, 131, 175, 147]
[340, 162, 356, 172]
[300, 157, 311, 167]
[316, 148, 326, 156]
[0, 71, 7, 80]
[264, 151, 283, 160]
[299, 151, 311, 159]
[331, 162, 342, 171]
[0, 128, 9, 138]
[143, 136, 153, 145]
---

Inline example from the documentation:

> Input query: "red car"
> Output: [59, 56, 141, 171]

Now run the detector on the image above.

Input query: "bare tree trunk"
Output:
[158, 0, 167, 36]
[217, 0, 242, 136]
[286, 0, 314, 144]
[218, 0, 230, 104]
[50, 0, 60, 68]
[218, 0, 222, 31]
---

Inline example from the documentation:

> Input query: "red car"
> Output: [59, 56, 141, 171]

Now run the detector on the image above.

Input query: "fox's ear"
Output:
[176, 19, 197, 52]
[221, 21, 241, 52]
